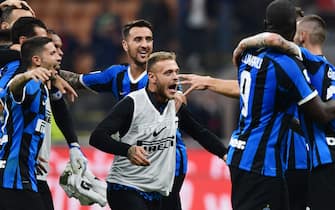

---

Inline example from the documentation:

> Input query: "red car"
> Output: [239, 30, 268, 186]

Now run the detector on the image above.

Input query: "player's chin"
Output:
[137, 55, 148, 62]
[166, 90, 177, 100]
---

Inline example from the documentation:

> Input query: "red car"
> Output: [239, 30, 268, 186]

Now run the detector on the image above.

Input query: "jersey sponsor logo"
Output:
[326, 85, 335, 100]
[45, 109, 52, 123]
[326, 137, 335, 146]
[229, 138, 246, 150]
[35, 119, 48, 134]
[327, 67, 335, 80]
[137, 136, 174, 153]
[153, 126, 167, 137]
[0, 135, 8, 146]
[302, 69, 311, 83]
[241, 54, 263, 69]
[0, 160, 6, 168]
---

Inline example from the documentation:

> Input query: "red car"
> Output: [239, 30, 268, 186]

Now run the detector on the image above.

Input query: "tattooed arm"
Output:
[232, 32, 302, 66]
[59, 70, 85, 90]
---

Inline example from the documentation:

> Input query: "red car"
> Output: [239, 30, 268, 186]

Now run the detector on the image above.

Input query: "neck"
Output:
[147, 83, 168, 103]
[129, 62, 146, 80]
[27, 65, 36, 71]
[304, 43, 323, 55]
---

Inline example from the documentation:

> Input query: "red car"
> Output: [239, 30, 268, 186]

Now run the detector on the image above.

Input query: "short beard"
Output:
[134, 59, 146, 68]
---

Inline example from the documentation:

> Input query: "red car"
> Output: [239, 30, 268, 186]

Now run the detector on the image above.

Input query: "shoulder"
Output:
[103, 64, 129, 73]
[128, 88, 145, 98]
[25, 80, 43, 92]
[266, 50, 303, 68]
[1, 60, 20, 75]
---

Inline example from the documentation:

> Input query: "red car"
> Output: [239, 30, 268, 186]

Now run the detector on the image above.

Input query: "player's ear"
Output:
[300, 31, 307, 43]
[122, 40, 128, 52]
[148, 71, 156, 83]
[0, 21, 9, 30]
[32, 55, 41, 66]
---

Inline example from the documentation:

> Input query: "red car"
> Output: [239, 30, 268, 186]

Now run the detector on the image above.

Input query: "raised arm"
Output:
[178, 104, 227, 159]
[233, 32, 302, 66]
[59, 70, 86, 90]
[9, 67, 51, 100]
[0, 0, 35, 16]
[178, 74, 239, 98]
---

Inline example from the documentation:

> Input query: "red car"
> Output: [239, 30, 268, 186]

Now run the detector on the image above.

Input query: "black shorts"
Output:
[37, 180, 54, 210]
[0, 187, 45, 210]
[107, 183, 162, 210]
[161, 173, 185, 210]
[284, 169, 310, 210]
[229, 166, 289, 210]
[309, 163, 335, 210]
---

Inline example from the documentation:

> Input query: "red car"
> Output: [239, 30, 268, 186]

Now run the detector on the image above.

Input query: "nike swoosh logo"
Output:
[153, 126, 167, 137]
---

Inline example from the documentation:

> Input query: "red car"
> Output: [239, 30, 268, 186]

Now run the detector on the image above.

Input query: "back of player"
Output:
[227, 44, 317, 210]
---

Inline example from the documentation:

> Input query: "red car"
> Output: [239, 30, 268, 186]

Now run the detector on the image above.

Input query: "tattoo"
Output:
[59, 70, 84, 90]
[278, 38, 299, 56]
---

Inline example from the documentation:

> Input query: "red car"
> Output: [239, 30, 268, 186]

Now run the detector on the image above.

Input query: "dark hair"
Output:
[0, 3, 30, 24]
[264, 0, 297, 40]
[0, 29, 10, 42]
[11, 17, 47, 44]
[300, 15, 327, 45]
[47, 29, 57, 35]
[21, 36, 52, 67]
[147, 51, 176, 72]
[122, 19, 153, 39]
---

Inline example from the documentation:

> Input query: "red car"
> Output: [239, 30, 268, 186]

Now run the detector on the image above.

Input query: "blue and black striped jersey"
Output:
[283, 105, 310, 171]
[298, 47, 335, 168]
[226, 48, 317, 177]
[0, 60, 20, 89]
[0, 80, 50, 192]
[81, 65, 188, 175]
[80, 64, 148, 101]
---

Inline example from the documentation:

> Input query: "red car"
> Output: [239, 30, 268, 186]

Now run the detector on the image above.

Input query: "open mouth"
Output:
[168, 84, 177, 91]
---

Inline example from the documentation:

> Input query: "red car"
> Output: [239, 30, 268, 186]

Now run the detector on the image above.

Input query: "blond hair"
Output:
[147, 51, 176, 72]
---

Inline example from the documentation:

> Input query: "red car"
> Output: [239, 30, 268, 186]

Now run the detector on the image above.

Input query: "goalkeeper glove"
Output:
[69, 142, 87, 174]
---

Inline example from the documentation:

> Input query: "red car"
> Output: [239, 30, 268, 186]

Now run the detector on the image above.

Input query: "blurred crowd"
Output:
[25, 0, 335, 143]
